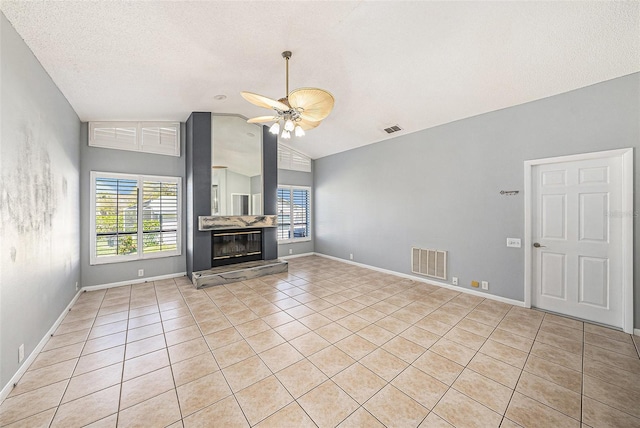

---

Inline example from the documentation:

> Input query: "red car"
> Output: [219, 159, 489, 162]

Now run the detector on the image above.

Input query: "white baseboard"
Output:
[280, 252, 316, 260]
[82, 272, 187, 292]
[1, 289, 83, 403]
[315, 253, 526, 308]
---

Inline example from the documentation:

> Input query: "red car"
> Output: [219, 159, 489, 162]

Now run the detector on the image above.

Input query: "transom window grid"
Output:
[278, 144, 312, 172]
[89, 121, 180, 156]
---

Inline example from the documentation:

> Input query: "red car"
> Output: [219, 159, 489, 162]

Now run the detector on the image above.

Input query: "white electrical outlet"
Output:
[481, 281, 489, 290]
[289, 249, 293, 255]
[506, 238, 521, 248]
[452, 277, 458, 285]
[18, 344, 24, 363]
[349, 253, 353, 260]
[75, 281, 79, 291]
[138, 269, 144, 277]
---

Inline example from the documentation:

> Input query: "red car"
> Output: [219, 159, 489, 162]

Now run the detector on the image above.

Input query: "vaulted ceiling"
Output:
[2, 1, 638, 159]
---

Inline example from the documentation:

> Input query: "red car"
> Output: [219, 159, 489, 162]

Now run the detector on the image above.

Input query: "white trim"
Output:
[621, 149, 634, 334]
[523, 161, 533, 309]
[89, 121, 180, 157]
[82, 271, 187, 292]
[315, 253, 525, 307]
[1, 289, 83, 402]
[523, 148, 634, 333]
[280, 252, 315, 260]
[278, 238, 312, 244]
[90, 171, 182, 265]
[277, 185, 312, 244]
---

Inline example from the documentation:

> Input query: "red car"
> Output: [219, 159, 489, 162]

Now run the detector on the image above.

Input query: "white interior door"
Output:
[531, 155, 625, 328]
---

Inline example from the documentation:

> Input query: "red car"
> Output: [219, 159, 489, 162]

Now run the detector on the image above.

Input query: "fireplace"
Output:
[211, 229, 263, 267]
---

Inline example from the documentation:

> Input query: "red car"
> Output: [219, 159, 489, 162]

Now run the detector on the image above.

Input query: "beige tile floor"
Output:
[1, 255, 639, 427]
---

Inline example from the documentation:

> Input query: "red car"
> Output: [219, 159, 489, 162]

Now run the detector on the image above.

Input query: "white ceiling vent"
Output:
[412, 247, 447, 280]
[383, 125, 403, 134]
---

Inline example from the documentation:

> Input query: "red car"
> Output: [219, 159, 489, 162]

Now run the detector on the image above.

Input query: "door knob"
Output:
[533, 242, 546, 248]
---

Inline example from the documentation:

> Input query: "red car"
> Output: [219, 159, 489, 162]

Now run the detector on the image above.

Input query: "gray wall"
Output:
[278, 168, 315, 257]
[315, 73, 640, 326]
[186, 113, 212, 275]
[0, 13, 81, 387]
[250, 175, 261, 198]
[80, 123, 186, 286]
[262, 126, 278, 260]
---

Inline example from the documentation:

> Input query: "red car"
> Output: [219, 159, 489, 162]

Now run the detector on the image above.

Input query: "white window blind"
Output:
[142, 180, 179, 254]
[90, 172, 181, 265]
[277, 186, 311, 242]
[89, 121, 180, 156]
[278, 144, 311, 172]
[94, 176, 139, 258]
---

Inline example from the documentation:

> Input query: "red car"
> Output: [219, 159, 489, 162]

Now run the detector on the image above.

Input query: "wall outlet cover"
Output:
[18, 344, 24, 363]
[471, 280, 479, 288]
[138, 269, 144, 277]
[481, 281, 489, 290]
[349, 254, 353, 260]
[452, 277, 458, 285]
[289, 249, 293, 254]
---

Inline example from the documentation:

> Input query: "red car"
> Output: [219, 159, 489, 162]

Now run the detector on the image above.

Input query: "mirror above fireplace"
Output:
[211, 115, 263, 216]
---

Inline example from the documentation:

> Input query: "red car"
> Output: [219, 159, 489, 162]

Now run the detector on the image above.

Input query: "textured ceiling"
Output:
[1, 1, 638, 159]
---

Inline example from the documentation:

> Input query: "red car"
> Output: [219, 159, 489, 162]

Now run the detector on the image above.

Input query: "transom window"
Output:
[277, 186, 311, 242]
[90, 171, 181, 265]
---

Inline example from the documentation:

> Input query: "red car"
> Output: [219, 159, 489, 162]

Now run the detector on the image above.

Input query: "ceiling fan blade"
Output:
[247, 116, 278, 123]
[297, 117, 322, 131]
[288, 88, 335, 122]
[241, 91, 289, 111]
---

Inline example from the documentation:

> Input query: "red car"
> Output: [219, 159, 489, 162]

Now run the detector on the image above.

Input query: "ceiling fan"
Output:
[241, 51, 334, 139]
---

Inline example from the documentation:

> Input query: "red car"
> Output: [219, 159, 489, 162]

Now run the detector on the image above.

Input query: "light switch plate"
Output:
[506, 238, 521, 248]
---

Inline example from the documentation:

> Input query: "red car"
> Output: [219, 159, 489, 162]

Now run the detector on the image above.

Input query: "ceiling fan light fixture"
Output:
[242, 50, 334, 140]
[284, 118, 295, 132]
[269, 122, 280, 134]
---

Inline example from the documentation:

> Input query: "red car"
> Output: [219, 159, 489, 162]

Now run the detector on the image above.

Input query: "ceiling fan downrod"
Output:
[282, 51, 292, 96]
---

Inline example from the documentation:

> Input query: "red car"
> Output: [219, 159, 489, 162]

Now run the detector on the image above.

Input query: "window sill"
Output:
[90, 250, 182, 266]
[278, 238, 312, 245]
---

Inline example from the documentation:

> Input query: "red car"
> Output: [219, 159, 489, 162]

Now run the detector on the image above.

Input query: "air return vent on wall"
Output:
[411, 247, 447, 280]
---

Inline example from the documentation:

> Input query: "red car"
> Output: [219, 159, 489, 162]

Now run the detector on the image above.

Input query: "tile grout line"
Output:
[176, 274, 253, 426]
[7, 256, 638, 427]
[498, 311, 546, 427]
[113, 284, 134, 427]
[153, 278, 185, 427]
[46, 287, 112, 428]
[428, 300, 512, 427]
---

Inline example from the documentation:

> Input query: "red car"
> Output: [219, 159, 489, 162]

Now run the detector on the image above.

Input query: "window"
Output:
[89, 122, 180, 156]
[278, 144, 311, 172]
[90, 171, 181, 265]
[277, 186, 311, 242]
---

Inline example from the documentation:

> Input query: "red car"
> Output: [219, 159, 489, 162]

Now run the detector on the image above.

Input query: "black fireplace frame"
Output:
[211, 228, 263, 267]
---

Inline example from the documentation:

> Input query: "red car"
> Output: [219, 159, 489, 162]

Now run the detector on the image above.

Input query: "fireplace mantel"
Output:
[198, 215, 277, 231]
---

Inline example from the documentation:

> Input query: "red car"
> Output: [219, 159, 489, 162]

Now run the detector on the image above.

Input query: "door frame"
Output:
[523, 148, 634, 333]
